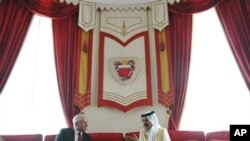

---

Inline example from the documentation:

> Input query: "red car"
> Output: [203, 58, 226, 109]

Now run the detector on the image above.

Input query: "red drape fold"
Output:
[0, 0, 33, 94]
[52, 13, 81, 127]
[16, 0, 80, 126]
[11, 0, 82, 126]
[18, 0, 78, 19]
[246, 0, 250, 15]
[168, 12, 192, 130]
[166, 0, 250, 130]
[167, 0, 225, 130]
[216, 0, 250, 91]
[169, 0, 225, 14]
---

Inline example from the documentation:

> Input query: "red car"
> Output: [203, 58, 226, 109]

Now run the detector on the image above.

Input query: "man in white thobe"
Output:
[125, 111, 171, 141]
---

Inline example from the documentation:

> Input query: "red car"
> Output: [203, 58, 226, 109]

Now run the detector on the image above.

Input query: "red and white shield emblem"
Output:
[110, 57, 140, 85]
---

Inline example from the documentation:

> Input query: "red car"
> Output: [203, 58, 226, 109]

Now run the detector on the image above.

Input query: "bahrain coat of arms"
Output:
[109, 57, 141, 85]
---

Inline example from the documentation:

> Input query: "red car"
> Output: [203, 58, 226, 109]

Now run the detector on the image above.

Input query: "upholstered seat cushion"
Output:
[205, 131, 229, 141]
[45, 133, 124, 141]
[125, 130, 205, 141]
[89, 133, 123, 141]
[44, 135, 56, 141]
[1, 134, 43, 141]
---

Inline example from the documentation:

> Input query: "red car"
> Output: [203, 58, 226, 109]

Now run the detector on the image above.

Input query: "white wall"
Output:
[84, 9, 169, 134]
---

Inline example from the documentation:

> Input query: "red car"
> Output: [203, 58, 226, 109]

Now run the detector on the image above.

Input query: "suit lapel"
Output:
[82, 132, 90, 141]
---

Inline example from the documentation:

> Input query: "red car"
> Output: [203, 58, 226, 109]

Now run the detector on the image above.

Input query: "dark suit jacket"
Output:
[55, 128, 92, 141]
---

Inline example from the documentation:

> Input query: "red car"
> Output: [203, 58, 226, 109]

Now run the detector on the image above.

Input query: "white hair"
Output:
[72, 114, 86, 128]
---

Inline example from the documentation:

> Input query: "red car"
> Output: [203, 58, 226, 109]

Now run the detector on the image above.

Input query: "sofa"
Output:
[44, 135, 56, 141]
[44, 130, 206, 141]
[1, 130, 229, 141]
[205, 131, 229, 141]
[44, 133, 124, 141]
[125, 130, 205, 141]
[89, 133, 123, 141]
[0, 134, 43, 141]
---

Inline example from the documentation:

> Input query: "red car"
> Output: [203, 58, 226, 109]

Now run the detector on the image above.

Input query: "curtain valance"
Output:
[169, 0, 225, 14]
[18, 0, 78, 19]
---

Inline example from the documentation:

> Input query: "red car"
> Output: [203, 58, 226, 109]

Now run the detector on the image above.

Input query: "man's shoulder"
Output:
[60, 128, 74, 133]
[158, 127, 168, 134]
[159, 127, 167, 130]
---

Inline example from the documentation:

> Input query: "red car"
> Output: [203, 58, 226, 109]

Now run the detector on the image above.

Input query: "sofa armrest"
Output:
[44, 135, 56, 141]
[205, 131, 229, 141]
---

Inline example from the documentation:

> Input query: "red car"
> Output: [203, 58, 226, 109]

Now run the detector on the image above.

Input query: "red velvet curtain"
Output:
[246, 0, 250, 15]
[52, 14, 81, 127]
[14, 0, 81, 126]
[18, 0, 78, 19]
[216, 0, 250, 91]
[168, 13, 192, 130]
[169, 0, 224, 14]
[0, 0, 33, 94]
[167, 0, 225, 130]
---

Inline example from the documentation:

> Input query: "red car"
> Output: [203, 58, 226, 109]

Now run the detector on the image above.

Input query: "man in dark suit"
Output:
[55, 113, 92, 141]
